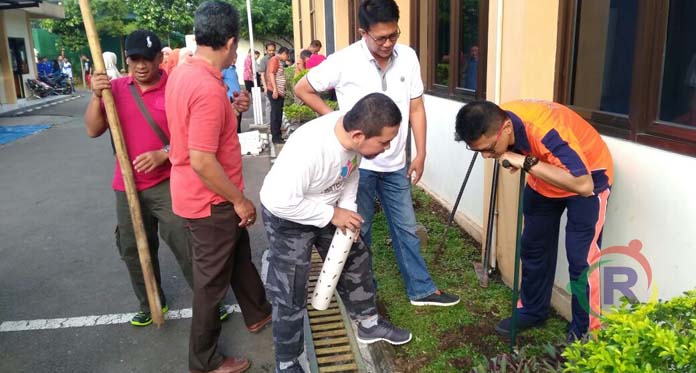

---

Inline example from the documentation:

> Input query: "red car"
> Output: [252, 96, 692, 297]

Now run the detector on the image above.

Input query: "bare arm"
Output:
[260, 71, 267, 91]
[84, 73, 110, 138]
[407, 96, 427, 184]
[499, 152, 595, 197]
[294, 76, 333, 115]
[190, 149, 256, 226]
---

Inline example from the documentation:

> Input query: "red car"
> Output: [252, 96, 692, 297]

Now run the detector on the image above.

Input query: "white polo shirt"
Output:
[306, 39, 424, 172]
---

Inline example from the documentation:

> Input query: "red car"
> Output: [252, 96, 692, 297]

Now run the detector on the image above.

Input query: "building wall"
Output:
[2, 10, 33, 103]
[420, 96, 485, 242]
[292, 0, 696, 322]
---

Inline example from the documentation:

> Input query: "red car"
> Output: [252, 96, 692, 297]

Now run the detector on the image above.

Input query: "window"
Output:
[557, 0, 696, 155]
[423, 0, 487, 101]
[309, 0, 316, 41]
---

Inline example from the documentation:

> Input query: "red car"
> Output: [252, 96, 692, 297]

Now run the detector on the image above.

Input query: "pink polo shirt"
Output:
[305, 54, 326, 69]
[104, 72, 170, 192]
[165, 57, 244, 219]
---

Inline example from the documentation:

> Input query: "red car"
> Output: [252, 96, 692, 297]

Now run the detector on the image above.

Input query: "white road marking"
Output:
[0, 304, 241, 333]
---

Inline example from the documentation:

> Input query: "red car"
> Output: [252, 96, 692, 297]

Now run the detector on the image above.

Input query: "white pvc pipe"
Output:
[245, 0, 264, 125]
[311, 229, 356, 310]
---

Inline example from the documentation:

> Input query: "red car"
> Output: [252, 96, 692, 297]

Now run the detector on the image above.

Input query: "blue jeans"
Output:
[357, 167, 437, 300]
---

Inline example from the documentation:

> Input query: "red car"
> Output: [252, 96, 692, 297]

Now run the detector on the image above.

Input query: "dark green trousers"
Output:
[115, 179, 194, 313]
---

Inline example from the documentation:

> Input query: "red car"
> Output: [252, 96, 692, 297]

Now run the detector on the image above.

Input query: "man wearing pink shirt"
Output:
[84, 30, 219, 327]
[166, 2, 272, 372]
[304, 39, 326, 69]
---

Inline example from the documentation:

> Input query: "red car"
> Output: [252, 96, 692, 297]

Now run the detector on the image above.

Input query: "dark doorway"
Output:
[8, 37, 29, 99]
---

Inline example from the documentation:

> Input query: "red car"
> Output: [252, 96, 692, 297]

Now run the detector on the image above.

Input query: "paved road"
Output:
[0, 93, 276, 373]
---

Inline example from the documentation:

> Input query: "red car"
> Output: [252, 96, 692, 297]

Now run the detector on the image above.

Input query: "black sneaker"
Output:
[130, 305, 169, 326]
[494, 315, 545, 337]
[277, 358, 305, 373]
[357, 319, 412, 345]
[410, 290, 460, 306]
[219, 305, 230, 321]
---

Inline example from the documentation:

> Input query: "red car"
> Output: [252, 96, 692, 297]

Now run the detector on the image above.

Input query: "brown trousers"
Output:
[185, 202, 271, 372]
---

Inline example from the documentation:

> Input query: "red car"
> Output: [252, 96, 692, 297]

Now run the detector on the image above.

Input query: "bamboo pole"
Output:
[78, 0, 164, 327]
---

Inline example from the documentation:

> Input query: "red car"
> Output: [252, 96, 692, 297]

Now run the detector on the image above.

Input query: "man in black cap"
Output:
[84, 29, 229, 327]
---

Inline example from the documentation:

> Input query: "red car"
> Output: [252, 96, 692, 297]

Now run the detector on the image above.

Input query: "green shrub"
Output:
[284, 66, 297, 106]
[562, 290, 696, 372]
[293, 68, 309, 86]
[283, 103, 318, 124]
[283, 100, 338, 124]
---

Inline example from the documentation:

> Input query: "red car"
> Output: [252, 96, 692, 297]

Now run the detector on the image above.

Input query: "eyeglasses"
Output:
[365, 27, 401, 45]
[466, 122, 506, 153]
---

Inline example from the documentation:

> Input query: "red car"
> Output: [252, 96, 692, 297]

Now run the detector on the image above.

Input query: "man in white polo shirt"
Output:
[295, 0, 459, 307]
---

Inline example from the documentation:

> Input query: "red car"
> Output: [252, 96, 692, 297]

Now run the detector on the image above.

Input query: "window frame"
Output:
[555, 0, 696, 156]
[422, 0, 489, 102]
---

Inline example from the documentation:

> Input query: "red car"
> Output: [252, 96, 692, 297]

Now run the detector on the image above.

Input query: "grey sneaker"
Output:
[410, 290, 460, 306]
[357, 319, 412, 345]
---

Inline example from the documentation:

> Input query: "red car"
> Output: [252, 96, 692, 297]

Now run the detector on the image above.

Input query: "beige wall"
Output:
[0, 15, 11, 104]
[293, 0, 413, 57]
[333, 1, 351, 50]
[395, 0, 411, 47]
[293, 0, 328, 56]
[484, 0, 570, 319]
[292, 0, 302, 59]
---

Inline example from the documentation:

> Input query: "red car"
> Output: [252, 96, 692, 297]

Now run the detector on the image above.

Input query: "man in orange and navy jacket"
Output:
[454, 99, 613, 341]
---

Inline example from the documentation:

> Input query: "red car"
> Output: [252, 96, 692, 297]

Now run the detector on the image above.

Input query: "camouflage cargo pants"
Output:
[262, 206, 377, 363]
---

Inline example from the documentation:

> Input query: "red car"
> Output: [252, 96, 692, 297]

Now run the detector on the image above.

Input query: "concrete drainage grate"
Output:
[306, 251, 361, 372]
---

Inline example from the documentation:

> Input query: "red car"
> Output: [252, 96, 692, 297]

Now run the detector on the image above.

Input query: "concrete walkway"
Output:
[0, 95, 276, 372]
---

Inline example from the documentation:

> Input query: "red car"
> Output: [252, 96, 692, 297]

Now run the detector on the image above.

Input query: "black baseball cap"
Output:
[125, 30, 162, 60]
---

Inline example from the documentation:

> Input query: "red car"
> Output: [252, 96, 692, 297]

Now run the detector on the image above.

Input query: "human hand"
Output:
[91, 73, 111, 98]
[272, 90, 279, 100]
[331, 207, 363, 234]
[133, 150, 168, 173]
[234, 197, 257, 227]
[499, 152, 525, 173]
[232, 90, 250, 113]
[407, 155, 425, 185]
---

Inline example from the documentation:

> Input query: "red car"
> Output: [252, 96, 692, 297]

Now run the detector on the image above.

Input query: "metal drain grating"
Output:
[306, 251, 361, 372]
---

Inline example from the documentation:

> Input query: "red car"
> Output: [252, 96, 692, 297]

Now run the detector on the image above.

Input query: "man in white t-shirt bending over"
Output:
[260, 93, 411, 373]
[294, 0, 459, 307]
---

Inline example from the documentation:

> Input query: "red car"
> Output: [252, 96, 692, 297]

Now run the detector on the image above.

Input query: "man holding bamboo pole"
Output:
[84, 30, 233, 327]
[166, 2, 272, 372]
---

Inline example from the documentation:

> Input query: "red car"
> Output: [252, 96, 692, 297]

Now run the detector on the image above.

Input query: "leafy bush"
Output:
[284, 100, 338, 124]
[562, 290, 696, 372]
[284, 66, 297, 106]
[283, 103, 318, 124]
[293, 68, 309, 86]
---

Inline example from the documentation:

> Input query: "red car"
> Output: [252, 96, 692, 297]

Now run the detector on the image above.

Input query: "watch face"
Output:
[523, 156, 539, 171]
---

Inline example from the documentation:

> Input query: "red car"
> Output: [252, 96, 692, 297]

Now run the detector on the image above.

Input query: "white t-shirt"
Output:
[62, 62, 73, 78]
[260, 111, 361, 227]
[307, 39, 424, 172]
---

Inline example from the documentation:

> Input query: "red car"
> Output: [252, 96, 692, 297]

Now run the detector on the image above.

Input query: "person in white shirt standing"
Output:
[260, 93, 412, 373]
[294, 0, 459, 307]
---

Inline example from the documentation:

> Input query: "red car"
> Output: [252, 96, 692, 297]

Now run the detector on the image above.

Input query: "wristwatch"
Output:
[163, 145, 170, 153]
[523, 155, 539, 172]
